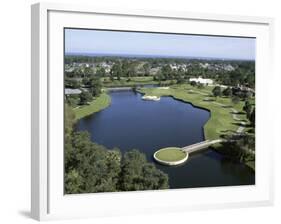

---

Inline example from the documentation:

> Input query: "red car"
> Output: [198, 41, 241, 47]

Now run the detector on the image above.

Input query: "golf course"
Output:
[139, 84, 250, 140]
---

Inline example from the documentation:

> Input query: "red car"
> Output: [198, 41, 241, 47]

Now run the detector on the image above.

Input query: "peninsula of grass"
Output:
[139, 84, 250, 140]
[154, 147, 188, 166]
[73, 93, 111, 120]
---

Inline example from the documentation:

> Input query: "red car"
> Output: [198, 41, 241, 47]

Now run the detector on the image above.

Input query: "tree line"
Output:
[65, 56, 255, 88]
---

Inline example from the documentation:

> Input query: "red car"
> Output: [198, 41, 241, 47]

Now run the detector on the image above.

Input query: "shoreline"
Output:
[73, 92, 111, 120]
[137, 86, 255, 171]
[72, 86, 255, 171]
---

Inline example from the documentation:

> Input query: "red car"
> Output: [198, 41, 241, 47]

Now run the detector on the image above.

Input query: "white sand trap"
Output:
[142, 95, 161, 101]
[157, 87, 170, 90]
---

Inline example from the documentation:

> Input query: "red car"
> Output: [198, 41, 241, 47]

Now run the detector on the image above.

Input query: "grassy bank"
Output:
[73, 93, 111, 120]
[139, 84, 249, 140]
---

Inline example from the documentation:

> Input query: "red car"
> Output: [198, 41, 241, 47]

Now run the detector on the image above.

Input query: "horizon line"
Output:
[65, 52, 255, 61]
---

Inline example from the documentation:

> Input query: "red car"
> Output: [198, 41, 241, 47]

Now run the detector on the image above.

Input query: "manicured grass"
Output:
[139, 84, 252, 140]
[73, 93, 111, 120]
[155, 147, 187, 162]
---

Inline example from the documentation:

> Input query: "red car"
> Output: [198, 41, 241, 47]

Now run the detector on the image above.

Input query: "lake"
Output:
[76, 90, 255, 189]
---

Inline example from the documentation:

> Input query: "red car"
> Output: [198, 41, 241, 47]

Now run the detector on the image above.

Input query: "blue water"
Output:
[76, 90, 255, 189]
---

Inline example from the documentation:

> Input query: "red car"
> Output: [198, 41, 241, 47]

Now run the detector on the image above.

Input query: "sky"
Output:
[65, 28, 256, 60]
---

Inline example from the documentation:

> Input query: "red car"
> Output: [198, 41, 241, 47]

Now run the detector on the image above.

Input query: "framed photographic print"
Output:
[31, 2, 274, 221]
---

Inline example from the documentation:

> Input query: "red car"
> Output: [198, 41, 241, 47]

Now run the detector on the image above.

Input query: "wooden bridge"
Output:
[182, 139, 223, 154]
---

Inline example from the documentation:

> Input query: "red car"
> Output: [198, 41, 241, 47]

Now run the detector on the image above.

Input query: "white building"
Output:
[65, 88, 82, 95]
[189, 77, 214, 85]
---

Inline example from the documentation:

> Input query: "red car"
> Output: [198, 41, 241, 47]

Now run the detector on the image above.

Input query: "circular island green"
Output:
[153, 147, 189, 166]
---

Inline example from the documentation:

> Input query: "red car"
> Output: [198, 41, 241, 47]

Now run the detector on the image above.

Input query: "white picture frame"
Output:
[31, 2, 274, 221]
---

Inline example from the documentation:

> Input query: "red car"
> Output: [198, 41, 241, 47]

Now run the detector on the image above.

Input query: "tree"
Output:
[232, 95, 240, 104]
[65, 131, 122, 194]
[197, 83, 204, 89]
[155, 70, 164, 81]
[250, 108, 255, 127]
[65, 169, 84, 194]
[190, 81, 197, 87]
[217, 134, 255, 163]
[176, 76, 185, 84]
[79, 91, 92, 105]
[64, 132, 169, 194]
[143, 63, 150, 76]
[212, 86, 222, 97]
[66, 95, 80, 107]
[65, 78, 80, 89]
[243, 101, 253, 119]
[95, 67, 106, 77]
[161, 65, 172, 80]
[110, 62, 122, 79]
[89, 77, 102, 97]
[222, 87, 232, 97]
[244, 91, 253, 100]
[65, 103, 75, 135]
[120, 149, 169, 191]
[83, 66, 93, 77]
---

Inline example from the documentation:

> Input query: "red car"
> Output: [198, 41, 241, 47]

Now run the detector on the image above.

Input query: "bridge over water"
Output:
[153, 139, 224, 166]
[182, 139, 223, 154]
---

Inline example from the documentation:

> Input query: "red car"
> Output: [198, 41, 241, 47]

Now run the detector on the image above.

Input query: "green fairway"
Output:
[139, 84, 251, 140]
[155, 147, 187, 162]
[73, 93, 111, 120]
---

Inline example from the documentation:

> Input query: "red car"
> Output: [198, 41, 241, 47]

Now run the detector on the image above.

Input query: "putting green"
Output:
[154, 147, 188, 166]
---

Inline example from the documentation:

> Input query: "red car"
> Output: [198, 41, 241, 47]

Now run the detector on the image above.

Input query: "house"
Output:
[65, 88, 82, 95]
[189, 77, 214, 85]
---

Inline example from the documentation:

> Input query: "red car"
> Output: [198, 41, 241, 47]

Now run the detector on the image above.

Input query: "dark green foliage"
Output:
[65, 78, 81, 89]
[65, 95, 80, 107]
[79, 91, 92, 105]
[190, 81, 197, 87]
[217, 134, 255, 163]
[243, 101, 253, 119]
[212, 86, 222, 97]
[110, 62, 122, 79]
[119, 150, 169, 191]
[222, 87, 233, 97]
[95, 67, 106, 77]
[65, 169, 84, 194]
[65, 131, 122, 194]
[250, 108, 255, 127]
[89, 77, 102, 97]
[64, 104, 75, 135]
[143, 63, 151, 76]
[64, 108, 169, 194]
[161, 65, 173, 80]
[64, 133, 169, 194]
[231, 95, 240, 104]
[197, 83, 204, 89]
[176, 76, 185, 84]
